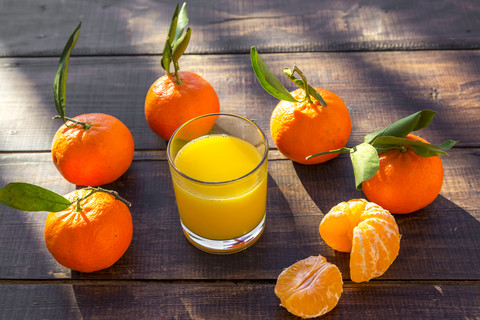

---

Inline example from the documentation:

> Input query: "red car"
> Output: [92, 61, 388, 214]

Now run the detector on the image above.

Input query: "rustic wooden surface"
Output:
[1, 0, 479, 319]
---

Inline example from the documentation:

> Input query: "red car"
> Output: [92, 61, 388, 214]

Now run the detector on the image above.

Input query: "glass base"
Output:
[181, 216, 265, 254]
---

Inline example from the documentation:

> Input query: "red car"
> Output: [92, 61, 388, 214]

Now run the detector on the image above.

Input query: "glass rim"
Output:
[167, 113, 269, 185]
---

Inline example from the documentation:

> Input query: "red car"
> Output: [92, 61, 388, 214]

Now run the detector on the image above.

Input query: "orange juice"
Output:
[171, 134, 268, 240]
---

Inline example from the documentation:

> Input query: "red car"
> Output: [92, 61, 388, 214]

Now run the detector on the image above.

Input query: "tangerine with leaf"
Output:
[0, 183, 133, 273]
[251, 47, 351, 165]
[308, 110, 458, 214]
[51, 23, 134, 186]
[362, 134, 445, 214]
[144, 3, 220, 141]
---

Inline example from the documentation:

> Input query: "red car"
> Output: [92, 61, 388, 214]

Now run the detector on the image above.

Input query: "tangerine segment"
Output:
[275, 255, 343, 318]
[350, 218, 400, 283]
[318, 199, 367, 252]
[320, 199, 400, 283]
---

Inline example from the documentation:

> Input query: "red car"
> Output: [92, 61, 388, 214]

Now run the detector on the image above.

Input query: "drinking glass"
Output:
[167, 113, 268, 254]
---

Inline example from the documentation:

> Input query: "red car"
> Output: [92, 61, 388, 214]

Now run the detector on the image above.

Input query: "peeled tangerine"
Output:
[319, 199, 400, 283]
[275, 255, 343, 318]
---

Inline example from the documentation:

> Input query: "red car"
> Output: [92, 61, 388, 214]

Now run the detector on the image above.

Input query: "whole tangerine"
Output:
[44, 188, 133, 273]
[362, 134, 444, 214]
[51, 113, 134, 186]
[270, 87, 351, 165]
[145, 71, 220, 141]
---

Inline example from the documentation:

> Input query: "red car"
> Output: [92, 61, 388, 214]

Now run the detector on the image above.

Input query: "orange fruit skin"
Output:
[270, 87, 351, 165]
[275, 255, 343, 318]
[44, 189, 133, 273]
[362, 134, 444, 214]
[320, 199, 400, 283]
[144, 71, 220, 141]
[51, 113, 135, 187]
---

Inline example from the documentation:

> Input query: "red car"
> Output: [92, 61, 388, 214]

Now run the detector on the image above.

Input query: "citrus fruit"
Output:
[270, 87, 351, 165]
[144, 70, 220, 141]
[362, 134, 444, 214]
[319, 199, 400, 283]
[275, 255, 343, 318]
[51, 113, 135, 187]
[44, 188, 133, 273]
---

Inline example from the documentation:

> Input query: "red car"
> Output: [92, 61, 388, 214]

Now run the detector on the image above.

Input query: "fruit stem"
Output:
[73, 187, 132, 212]
[293, 66, 313, 105]
[172, 61, 183, 85]
[397, 145, 408, 153]
[53, 115, 92, 130]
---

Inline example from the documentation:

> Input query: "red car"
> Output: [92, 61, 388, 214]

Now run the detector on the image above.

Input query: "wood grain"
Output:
[1, 51, 479, 151]
[1, 1, 479, 318]
[0, 150, 478, 280]
[1, 0, 479, 57]
[0, 282, 478, 319]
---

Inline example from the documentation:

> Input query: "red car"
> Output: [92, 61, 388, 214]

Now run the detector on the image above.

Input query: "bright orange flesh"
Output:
[320, 199, 400, 283]
[51, 113, 134, 186]
[362, 134, 444, 214]
[44, 189, 133, 273]
[270, 87, 351, 165]
[275, 255, 343, 318]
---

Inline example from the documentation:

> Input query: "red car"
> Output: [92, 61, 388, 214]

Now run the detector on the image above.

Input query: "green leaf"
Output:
[350, 143, 380, 190]
[250, 47, 297, 102]
[307, 85, 327, 106]
[365, 110, 437, 144]
[372, 136, 458, 157]
[53, 22, 82, 121]
[283, 68, 327, 106]
[172, 27, 191, 63]
[161, 39, 172, 74]
[290, 78, 327, 106]
[173, 3, 189, 43]
[167, 5, 179, 45]
[0, 183, 71, 212]
[161, 3, 189, 74]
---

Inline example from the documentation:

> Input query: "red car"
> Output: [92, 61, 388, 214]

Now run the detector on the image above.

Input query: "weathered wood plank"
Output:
[0, 150, 478, 280]
[1, 0, 479, 57]
[0, 282, 478, 319]
[1, 51, 479, 151]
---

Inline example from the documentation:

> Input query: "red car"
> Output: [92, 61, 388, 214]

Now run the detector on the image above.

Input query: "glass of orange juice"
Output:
[167, 113, 268, 254]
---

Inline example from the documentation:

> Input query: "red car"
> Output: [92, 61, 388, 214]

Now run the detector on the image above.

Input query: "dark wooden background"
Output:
[0, 0, 479, 319]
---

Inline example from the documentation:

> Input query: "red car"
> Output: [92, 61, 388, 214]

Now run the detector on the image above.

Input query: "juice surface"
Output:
[172, 134, 267, 240]
[174, 134, 261, 182]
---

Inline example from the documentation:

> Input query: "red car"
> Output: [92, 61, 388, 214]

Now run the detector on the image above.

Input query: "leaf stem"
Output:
[306, 147, 352, 160]
[73, 187, 132, 212]
[53, 115, 92, 130]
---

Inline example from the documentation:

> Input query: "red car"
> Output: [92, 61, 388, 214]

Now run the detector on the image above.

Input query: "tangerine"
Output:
[51, 113, 134, 186]
[362, 134, 444, 214]
[319, 199, 400, 283]
[44, 188, 133, 273]
[275, 255, 343, 318]
[144, 71, 220, 141]
[270, 87, 351, 165]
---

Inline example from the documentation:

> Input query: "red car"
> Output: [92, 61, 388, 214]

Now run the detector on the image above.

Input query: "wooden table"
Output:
[1, 0, 479, 318]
